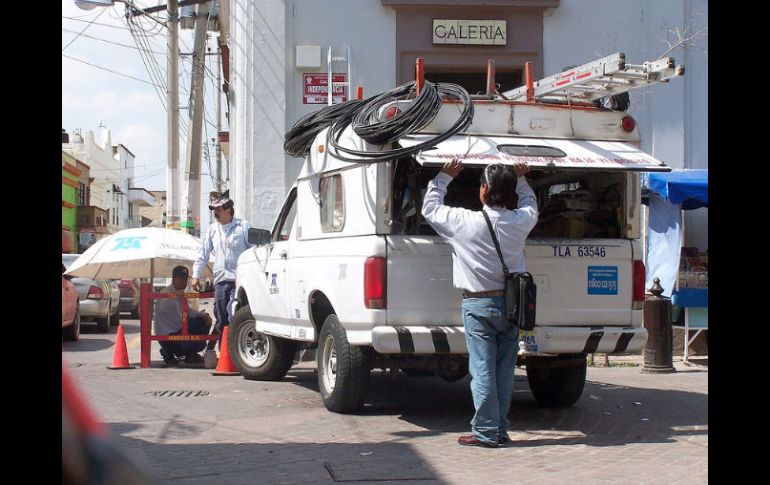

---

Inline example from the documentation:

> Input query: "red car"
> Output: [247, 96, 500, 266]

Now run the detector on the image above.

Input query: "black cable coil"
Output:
[282, 80, 473, 163]
[283, 98, 367, 157]
[327, 80, 474, 163]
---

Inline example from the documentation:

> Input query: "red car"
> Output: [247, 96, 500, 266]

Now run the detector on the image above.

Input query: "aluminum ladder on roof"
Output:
[327, 45, 351, 106]
[502, 52, 685, 104]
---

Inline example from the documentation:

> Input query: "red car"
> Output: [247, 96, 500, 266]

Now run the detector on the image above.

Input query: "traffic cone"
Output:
[212, 326, 240, 376]
[107, 324, 134, 370]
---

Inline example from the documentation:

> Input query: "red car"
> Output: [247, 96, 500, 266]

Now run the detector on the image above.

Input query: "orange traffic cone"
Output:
[107, 324, 134, 370]
[212, 326, 240, 376]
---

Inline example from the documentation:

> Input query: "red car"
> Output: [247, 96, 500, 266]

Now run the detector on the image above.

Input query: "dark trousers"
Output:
[159, 316, 211, 358]
[211, 281, 236, 348]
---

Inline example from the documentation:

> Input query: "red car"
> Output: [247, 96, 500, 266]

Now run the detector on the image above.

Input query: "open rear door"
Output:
[398, 134, 672, 172]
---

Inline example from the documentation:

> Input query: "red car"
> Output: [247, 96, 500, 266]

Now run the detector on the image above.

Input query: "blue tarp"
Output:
[642, 169, 708, 210]
[641, 169, 708, 297]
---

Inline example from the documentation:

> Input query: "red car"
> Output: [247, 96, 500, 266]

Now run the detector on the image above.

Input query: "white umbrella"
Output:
[64, 227, 213, 280]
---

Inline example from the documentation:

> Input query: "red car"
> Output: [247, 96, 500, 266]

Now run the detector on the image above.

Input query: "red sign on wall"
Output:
[303, 73, 347, 104]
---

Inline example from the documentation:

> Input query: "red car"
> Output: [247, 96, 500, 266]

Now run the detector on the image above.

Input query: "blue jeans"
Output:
[214, 281, 236, 334]
[462, 296, 519, 445]
[159, 316, 211, 358]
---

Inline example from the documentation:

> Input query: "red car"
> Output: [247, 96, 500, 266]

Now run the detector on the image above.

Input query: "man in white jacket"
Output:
[422, 160, 538, 448]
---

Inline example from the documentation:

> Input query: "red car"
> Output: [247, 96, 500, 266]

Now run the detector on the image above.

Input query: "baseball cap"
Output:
[208, 189, 232, 210]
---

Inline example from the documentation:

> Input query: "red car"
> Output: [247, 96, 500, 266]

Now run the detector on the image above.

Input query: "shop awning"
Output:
[398, 134, 672, 172]
[642, 169, 708, 210]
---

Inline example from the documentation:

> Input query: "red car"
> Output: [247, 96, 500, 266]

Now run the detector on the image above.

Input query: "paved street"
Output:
[64, 317, 707, 485]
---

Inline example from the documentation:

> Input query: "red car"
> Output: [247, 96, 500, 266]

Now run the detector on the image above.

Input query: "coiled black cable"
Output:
[352, 81, 441, 145]
[283, 98, 367, 157]
[327, 81, 474, 163]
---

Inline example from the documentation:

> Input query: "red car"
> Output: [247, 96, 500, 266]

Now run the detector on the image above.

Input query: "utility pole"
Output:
[166, 0, 180, 230]
[215, 44, 222, 193]
[181, 0, 210, 235]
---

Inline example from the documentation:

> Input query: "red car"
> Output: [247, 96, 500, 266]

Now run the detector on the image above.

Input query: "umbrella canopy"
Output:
[64, 227, 213, 280]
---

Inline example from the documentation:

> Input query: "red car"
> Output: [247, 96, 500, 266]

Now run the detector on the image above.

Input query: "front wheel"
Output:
[317, 315, 370, 413]
[526, 354, 587, 407]
[63, 307, 81, 342]
[228, 306, 297, 380]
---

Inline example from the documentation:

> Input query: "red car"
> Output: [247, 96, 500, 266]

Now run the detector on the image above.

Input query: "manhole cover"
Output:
[144, 390, 209, 397]
[324, 458, 435, 482]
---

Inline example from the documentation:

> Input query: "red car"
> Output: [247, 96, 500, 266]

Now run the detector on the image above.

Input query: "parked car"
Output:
[118, 279, 141, 318]
[62, 254, 120, 333]
[62, 262, 80, 341]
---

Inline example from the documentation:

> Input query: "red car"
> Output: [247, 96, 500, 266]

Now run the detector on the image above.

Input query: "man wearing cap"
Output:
[154, 265, 214, 366]
[192, 190, 254, 349]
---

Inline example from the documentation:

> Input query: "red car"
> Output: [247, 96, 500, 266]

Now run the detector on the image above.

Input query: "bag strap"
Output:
[482, 209, 509, 277]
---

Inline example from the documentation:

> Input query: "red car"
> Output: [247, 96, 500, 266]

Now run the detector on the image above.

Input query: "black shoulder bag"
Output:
[482, 210, 537, 331]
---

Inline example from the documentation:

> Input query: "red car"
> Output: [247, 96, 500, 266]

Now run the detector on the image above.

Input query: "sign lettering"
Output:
[433, 20, 507, 45]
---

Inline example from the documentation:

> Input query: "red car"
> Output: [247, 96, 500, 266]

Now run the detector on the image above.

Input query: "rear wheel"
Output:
[96, 309, 110, 333]
[317, 315, 370, 413]
[228, 306, 297, 380]
[526, 354, 587, 407]
[110, 302, 120, 327]
[62, 307, 80, 342]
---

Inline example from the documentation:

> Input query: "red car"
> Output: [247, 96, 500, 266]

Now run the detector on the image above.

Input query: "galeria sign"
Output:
[432, 19, 507, 45]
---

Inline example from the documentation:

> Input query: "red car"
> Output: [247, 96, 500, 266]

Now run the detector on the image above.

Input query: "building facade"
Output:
[224, 0, 707, 247]
[61, 151, 80, 254]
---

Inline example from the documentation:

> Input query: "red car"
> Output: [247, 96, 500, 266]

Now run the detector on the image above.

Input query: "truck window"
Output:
[272, 188, 297, 242]
[320, 173, 345, 232]
[391, 158, 626, 239]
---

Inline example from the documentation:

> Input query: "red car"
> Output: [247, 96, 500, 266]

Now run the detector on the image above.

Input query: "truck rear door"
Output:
[396, 134, 669, 328]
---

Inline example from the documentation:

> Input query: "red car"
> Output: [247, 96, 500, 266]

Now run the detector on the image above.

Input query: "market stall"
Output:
[641, 169, 708, 364]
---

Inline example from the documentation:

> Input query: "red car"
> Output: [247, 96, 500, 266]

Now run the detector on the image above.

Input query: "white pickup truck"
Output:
[229, 58, 677, 413]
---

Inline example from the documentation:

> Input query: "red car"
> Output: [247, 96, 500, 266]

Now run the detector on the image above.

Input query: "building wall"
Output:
[138, 190, 167, 228]
[62, 129, 125, 233]
[542, 0, 707, 249]
[61, 152, 80, 252]
[229, 0, 707, 249]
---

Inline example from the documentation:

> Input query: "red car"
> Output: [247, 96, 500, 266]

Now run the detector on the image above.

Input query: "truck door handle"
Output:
[279, 250, 288, 259]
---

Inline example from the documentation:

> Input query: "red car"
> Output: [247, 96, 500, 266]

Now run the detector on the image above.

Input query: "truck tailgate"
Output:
[385, 236, 462, 326]
[526, 239, 634, 326]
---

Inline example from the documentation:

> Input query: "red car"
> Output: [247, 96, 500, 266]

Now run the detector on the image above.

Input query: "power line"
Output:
[61, 27, 165, 54]
[62, 8, 108, 52]
[62, 15, 131, 31]
[62, 54, 162, 88]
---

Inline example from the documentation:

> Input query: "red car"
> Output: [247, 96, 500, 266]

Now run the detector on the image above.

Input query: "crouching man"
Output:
[154, 265, 213, 367]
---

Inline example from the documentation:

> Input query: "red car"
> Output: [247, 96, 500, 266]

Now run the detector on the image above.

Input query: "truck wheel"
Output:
[63, 308, 81, 342]
[228, 306, 297, 380]
[526, 354, 587, 407]
[317, 314, 370, 413]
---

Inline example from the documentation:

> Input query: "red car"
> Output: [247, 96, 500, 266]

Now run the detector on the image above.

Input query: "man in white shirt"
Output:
[192, 190, 253, 350]
[155, 265, 213, 367]
[422, 160, 538, 448]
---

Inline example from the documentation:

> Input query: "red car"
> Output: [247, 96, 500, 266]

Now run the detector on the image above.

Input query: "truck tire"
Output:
[317, 314, 370, 413]
[63, 307, 81, 342]
[526, 354, 587, 407]
[228, 306, 297, 381]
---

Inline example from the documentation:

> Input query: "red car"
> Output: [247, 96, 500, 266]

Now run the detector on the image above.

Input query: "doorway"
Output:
[424, 70, 521, 95]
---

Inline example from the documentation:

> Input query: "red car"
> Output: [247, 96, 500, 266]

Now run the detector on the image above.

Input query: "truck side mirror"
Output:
[248, 228, 271, 246]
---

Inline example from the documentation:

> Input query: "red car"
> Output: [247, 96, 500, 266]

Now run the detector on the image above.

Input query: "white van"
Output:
[230, 67, 674, 413]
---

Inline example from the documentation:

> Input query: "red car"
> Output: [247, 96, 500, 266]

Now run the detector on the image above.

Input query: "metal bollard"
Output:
[641, 278, 676, 373]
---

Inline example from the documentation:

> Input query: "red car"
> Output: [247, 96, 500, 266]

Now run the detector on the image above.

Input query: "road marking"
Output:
[127, 336, 141, 349]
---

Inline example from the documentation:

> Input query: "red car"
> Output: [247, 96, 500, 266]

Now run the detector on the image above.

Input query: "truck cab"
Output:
[230, 57, 675, 413]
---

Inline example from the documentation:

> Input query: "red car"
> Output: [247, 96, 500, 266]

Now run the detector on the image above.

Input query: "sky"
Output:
[62, 0, 223, 234]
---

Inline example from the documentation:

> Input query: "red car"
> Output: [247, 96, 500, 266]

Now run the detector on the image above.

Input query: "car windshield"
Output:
[62, 254, 81, 270]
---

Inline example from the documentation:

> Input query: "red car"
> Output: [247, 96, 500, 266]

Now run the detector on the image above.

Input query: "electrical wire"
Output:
[283, 98, 367, 157]
[327, 81, 473, 164]
[61, 27, 165, 54]
[62, 8, 108, 52]
[62, 54, 162, 88]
